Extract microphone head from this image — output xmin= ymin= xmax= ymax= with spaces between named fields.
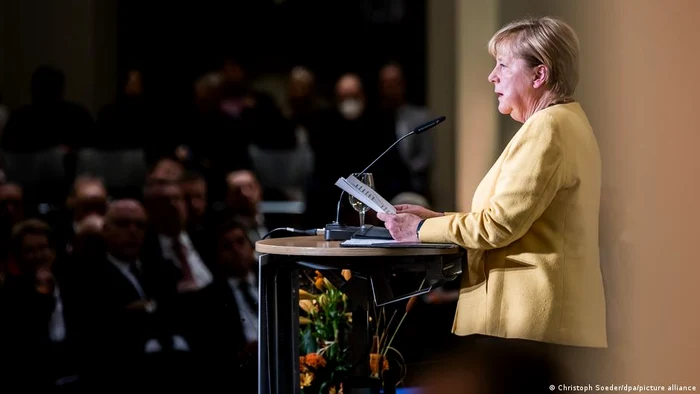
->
xmin=414 ymin=116 xmax=447 ymax=134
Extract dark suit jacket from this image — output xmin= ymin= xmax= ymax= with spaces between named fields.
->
xmin=139 ymin=230 xmax=220 ymax=353
xmin=82 ymin=255 xmax=164 ymax=357
xmin=0 ymin=270 xmax=85 ymax=390
xmin=194 ymin=275 xmax=258 ymax=392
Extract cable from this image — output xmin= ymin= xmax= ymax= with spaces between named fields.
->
xmin=262 ymin=227 xmax=324 ymax=240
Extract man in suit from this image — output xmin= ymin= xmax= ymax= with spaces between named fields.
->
xmin=200 ymin=219 xmax=259 ymax=392
xmin=140 ymin=178 xmax=217 ymax=388
xmin=81 ymin=199 xmax=167 ymax=389
xmin=142 ymin=180 xmax=213 ymax=294
xmin=223 ymin=169 xmax=268 ymax=247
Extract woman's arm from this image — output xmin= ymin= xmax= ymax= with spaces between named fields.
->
xmin=420 ymin=113 xmax=566 ymax=249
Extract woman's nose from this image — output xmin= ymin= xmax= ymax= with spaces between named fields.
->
xmin=488 ymin=69 xmax=498 ymax=83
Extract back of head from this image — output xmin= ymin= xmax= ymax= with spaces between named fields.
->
xmin=488 ymin=16 xmax=580 ymax=98
xmin=146 ymin=157 xmax=185 ymax=186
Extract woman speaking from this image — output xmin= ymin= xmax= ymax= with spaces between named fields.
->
xmin=378 ymin=16 xmax=607 ymax=391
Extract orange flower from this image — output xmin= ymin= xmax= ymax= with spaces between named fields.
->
xmin=300 ymin=371 xmax=314 ymax=388
xmin=304 ymin=353 xmax=327 ymax=369
xmin=406 ymin=296 xmax=418 ymax=313
xmin=299 ymin=289 xmax=315 ymax=300
xmin=299 ymin=299 xmax=315 ymax=314
xmin=314 ymin=270 xmax=325 ymax=291
xmin=369 ymin=353 xmax=382 ymax=377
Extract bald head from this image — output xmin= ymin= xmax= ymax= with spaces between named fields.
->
xmin=104 ymin=199 xmax=147 ymax=262
xmin=106 ymin=199 xmax=146 ymax=222
xmin=335 ymin=74 xmax=365 ymax=120
xmin=290 ymin=66 xmax=314 ymax=93
xmin=288 ymin=66 xmax=316 ymax=117
xmin=70 ymin=176 xmax=107 ymax=221
xmin=148 ymin=158 xmax=184 ymax=185
xmin=335 ymin=74 xmax=363 ymax=100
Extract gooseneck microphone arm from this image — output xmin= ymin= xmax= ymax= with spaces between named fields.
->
xmin=331 ymin=116 xmax=446 ymax=226
xmin=333 ymin=130 xmax=418 ymax=224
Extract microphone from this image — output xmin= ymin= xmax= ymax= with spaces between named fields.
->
xmin=324 ymin=116 xmax=446 ymax=241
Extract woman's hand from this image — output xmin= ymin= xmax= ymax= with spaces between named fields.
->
xmin=394 ymin=204 xmax=444 ymax=220
xmin=376 ymin=212 xmax=422 ymax=242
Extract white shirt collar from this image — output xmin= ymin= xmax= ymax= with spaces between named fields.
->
xmin=107 ymin=253 xmax=142 ymax=272
xmin=158 ymin=231 xmax=193 ymax=250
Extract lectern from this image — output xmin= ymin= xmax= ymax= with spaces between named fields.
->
xmin=256 ymin=235 xmax=464 ymax=394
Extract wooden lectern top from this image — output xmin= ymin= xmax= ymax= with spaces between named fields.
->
xmin=255 ymin=235 xmax=460 ymax=257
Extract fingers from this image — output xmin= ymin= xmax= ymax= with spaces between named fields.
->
xmin=395 ymin=204 xmax=413 ymax=212
xmin=376 ymin=212 xmax=388 ymax=221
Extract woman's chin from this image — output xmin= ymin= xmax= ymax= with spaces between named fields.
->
xmin=497 ymin=104 xmax=510 ymax=115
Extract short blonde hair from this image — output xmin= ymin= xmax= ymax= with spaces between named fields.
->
xmin=488 ymin=16 xmax=580 ymax=97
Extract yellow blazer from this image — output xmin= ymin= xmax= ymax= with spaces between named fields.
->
xmin=420 ymin=102 xmax=607 ymax=348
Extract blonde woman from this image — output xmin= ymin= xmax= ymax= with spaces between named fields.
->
xmin=379 ymin=16 xmax=606 ymax=390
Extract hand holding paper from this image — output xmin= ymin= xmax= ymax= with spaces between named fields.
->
xmin=376 ymin=211 xmax=422 ymax=242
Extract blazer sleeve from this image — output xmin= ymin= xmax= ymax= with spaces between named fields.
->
xmin=419 ymin=112 xmax=566 ymax=249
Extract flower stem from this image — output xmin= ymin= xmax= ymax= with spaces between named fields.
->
xmin=381 ymin=312 xmax=407 ymax=357
xmin=378 ymin=309 xmax=397 ymax=352
xmin=381 ymin=278 xmax=426 ymax=357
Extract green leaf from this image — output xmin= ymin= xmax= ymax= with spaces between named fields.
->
xmin=300 ymin=325 xmax=317 ymax=354
xmin=319 ymin=380 xmax=329 ymax=393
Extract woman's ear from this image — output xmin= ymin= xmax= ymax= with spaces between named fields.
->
xmin=533 ymin=65 xmax=549 ymax=89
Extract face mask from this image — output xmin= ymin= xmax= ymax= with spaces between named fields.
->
xmin=338 ymin=99 xmax=363 ymax=120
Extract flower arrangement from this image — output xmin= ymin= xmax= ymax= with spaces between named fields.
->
xmin=299 ymin=270 xmax=352 ymax=394
xmin=366 ymin=278 xmax=424 ymax=388
xmin=299 ymin=270 xmax=423 ymax=393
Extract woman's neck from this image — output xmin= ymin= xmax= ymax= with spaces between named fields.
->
xmin=523 ymin=91 xmax=572 ymax=121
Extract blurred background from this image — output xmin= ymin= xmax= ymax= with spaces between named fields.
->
xmin=0 ymin=0 xmax=699 ymax=392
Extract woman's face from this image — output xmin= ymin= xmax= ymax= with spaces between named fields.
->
xmin=488 ymin=47 xmax=537 ymax=123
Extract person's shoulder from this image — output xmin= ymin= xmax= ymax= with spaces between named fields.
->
xmin=514 ymin=105 xmax=574 ymax=146
xmin=533 ymin=102 xmax=584 ymax=122
xmin=523 ymin=103 xmax=576 ymax=132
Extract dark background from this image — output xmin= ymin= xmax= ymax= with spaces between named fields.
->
xmin=117 ymin=0 xmax=427 ymax=110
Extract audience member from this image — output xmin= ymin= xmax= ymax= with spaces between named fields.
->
xmin=379 ymin=62 xmax=434 ymax=199
xmin=1 ymin=65 xmax=93 ymax=153
xmin=0 ymin=58 xmax=440 ymax=393
xmin=0 ymin=219 xmax=84 ymax=392
xmin=58 ymin=175 xmax=108 ymax=257
xmin=198 ymin=219 xmax=260 ymax=392
xmin=223 ymin=169 xmax=268 ymax=245
xmin=0 ymin=182 xmax=25 ymax=273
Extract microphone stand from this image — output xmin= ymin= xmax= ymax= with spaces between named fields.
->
xmin=325 ymin=132 xmax=417 ymax=240
xmin=323 ymin=116 xmax=446 ymax=241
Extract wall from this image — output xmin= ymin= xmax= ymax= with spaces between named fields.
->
xmin=426 ymin=0 xmax=457 ymax=211
xmin=0 ymin=0 xmax=116 ymax=115
xmin=428 ymin=0 xmax=700 ymax=385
